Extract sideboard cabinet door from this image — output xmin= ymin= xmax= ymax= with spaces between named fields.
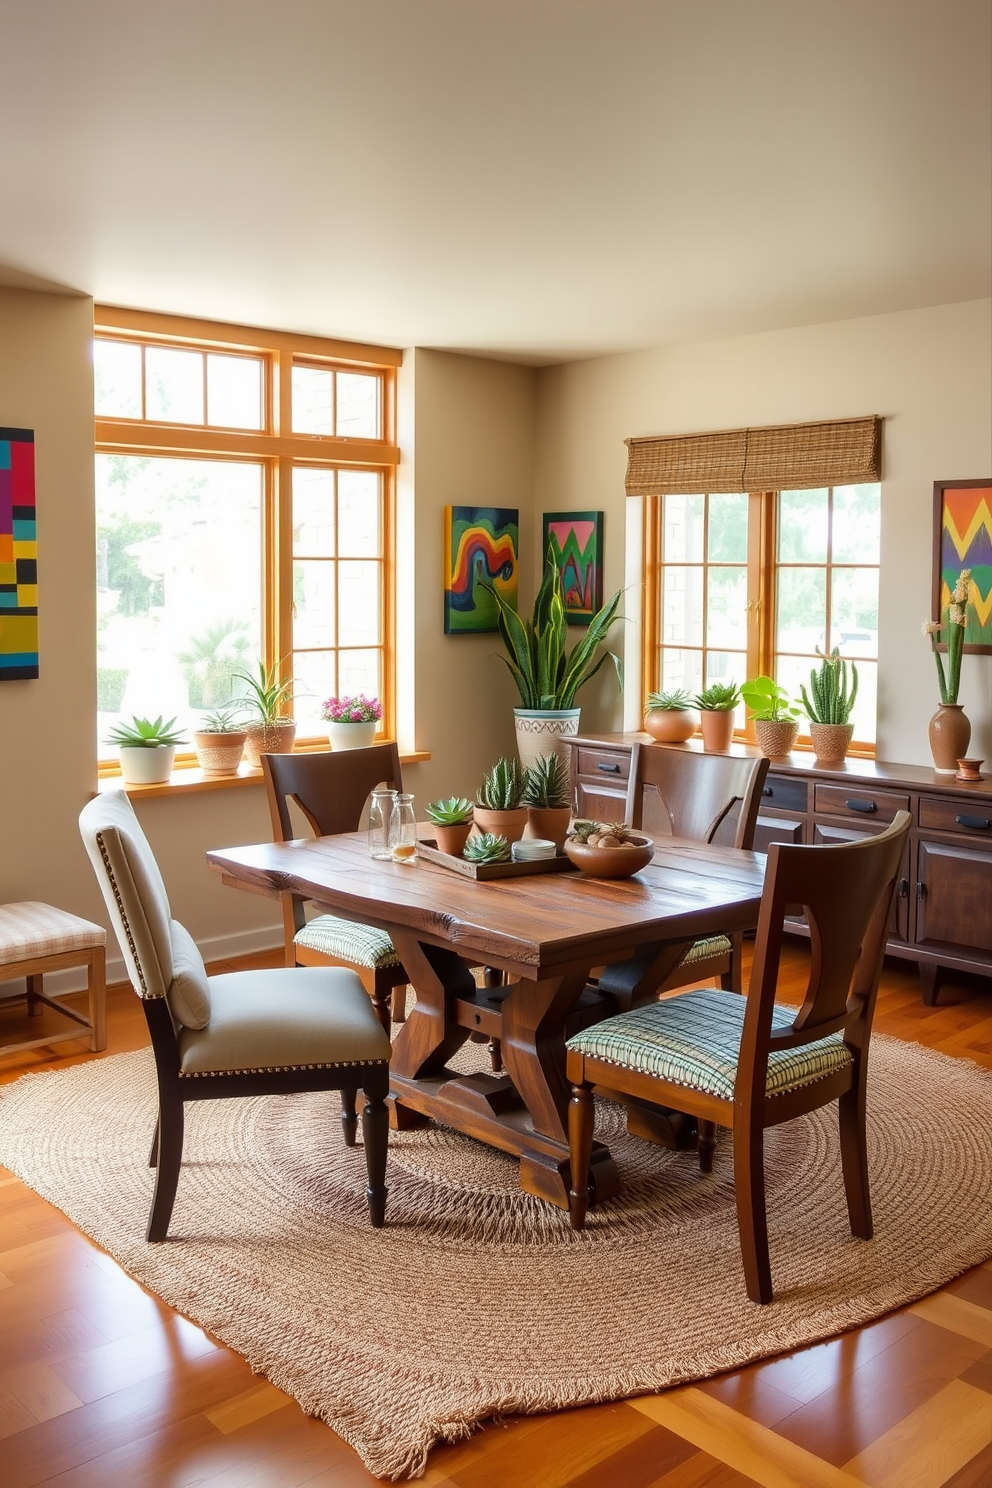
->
xmin=916 ymin=840 xmax=992 ymax=956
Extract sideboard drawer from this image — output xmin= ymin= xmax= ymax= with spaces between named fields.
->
xmin=919 ymin=797 xmax=992 ymax=836
xmin=760 ymin=774 xmax=809 ymax=813
xmin=574 ymin=746 xmax=631 ymax=782
xmin=813 ymin=783 xmax=910 ymax=823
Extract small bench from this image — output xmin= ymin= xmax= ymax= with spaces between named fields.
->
xmin=0 ymin=902 xmax=107 ymax=1056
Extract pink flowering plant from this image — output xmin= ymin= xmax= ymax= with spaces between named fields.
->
xmin=923 ymin=567 xmax=971 ymax=704
xmin=321 ymin=693 xmax=382 ymax=724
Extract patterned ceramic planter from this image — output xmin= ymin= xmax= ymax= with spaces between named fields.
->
xmin=514 ymin=708 xmax=581 ymax=772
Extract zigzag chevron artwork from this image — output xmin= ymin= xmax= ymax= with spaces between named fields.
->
xmin=0 ymin=427 xmax=38 ymax=680
xmin=936 ymin=481 xmax=992 ymax=649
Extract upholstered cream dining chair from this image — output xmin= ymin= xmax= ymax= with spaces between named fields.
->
xmin=79 ymin=791 xmax=391 ymax=1241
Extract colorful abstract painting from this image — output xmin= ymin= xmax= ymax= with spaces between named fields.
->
xmin=444 ymin=506 xmax=518 ymax=634
xmin=543 ymin=511 xmax=604 ymax=626
xmin=0 ymin=427 xmax=38 ymax=680
xmin=933 ymin=480 xmax=992 ymax=653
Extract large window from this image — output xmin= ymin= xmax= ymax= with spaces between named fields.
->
xmin=94 ymin=309 xmax=399 ymax=764
xmin=648 ymin=485 xmax=881 ymax=748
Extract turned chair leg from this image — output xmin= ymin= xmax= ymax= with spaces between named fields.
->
xmin=370 ymin=988 xmax=392 ymax=1035
xmin=361 ymin=1090 xmax=389 ymax=1228
xmin=568 ymin=1081 xmax=595 ymax=1229
xmin=838 ymin=1084 xmax=873 ymax=1239
xmin=698 ymin=1118 xmax=717 ymax=1173
xmin=147 ymin=1097 xmax=184 ymax=1243
xmin=733 ymin=1119 xmax=773 ymax=1304
xmin=340 ymin=1086 xmax=359 ymax=1146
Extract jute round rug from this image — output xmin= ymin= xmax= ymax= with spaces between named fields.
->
xmin=1 ymin=1037 xmax=990 ymax=1480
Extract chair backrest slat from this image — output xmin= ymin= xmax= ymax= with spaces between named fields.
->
xmin=626 ymin=744 xmax=769 ymax=849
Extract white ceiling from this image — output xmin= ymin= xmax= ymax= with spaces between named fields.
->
xmin=1 ymin=0 xmax=989 ymax=364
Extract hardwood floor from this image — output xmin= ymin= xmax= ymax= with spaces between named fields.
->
xmin=1 ymin=946 xmax=990 ymax=1487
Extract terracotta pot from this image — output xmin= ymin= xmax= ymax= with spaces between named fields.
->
xmin=928 ymin=704 xmax=971 ymax=774
xmin=472 ymin=806 xmax=529 ymax=844
xmin=193 ymin=730 xmax=246 ymax=776
xmin=243 ymin=719 xmax=297 ymax=769
xmin=698 ymin=709 xmax=735 ymax=752
xmin=432 ymin=820 xmax=473 ymax=857
xmin=513 ymin=708 xmax=581 ymax=772
xmin=754 ymin=719 xmax=798 ymax=759
xmin=526 ymin=805 xmax=571 ymax=851
xmin=643 ymin=708 xmax=697 ymax=743
xmin=809 ymin=722 xmax=854 ymax=765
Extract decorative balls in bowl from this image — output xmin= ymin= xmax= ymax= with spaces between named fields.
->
xmin=563 ymin=821 xmax=654 ymax=879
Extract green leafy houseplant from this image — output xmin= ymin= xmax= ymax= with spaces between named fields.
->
xmin=740 ymin=677 xmax=801 ymax=722
xmin=800 ymin=649 xmax=859 ymax=724
xmin=522 ymin=753 xmax=570 ymax=809
xmin=476 ymin=757 xmax=527 ymax=810
xmin=694 ymin=681 xmax=741 ymax=712
xmin=483 ymin=543 xmax=623 ymax=711
xmin=107 ymin=715 xmax=187 ymax=748
xmin=234 ymin=660 xmax=294 ymax=723
xmin=462 ymin=832 xmax=511 ymax=865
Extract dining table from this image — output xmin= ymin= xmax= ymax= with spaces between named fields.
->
xmin=207 ymin=831 xmax=766 ymax=1209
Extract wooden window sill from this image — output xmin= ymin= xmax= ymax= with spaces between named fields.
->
xmin=97 ymin=743 xmax=431 ymax=799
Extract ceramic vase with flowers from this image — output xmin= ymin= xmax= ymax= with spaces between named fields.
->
xmin=923 ymin=568 xmax=972 ymax=773
xmin=321 ymin=693 xmax=381 ymax=751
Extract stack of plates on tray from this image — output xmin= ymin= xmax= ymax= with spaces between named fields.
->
xmin=511 ymin=838 xmax=557 ymax=862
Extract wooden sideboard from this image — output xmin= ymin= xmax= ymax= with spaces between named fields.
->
xmin=566 ymin=733 xmax=992 ymax=1006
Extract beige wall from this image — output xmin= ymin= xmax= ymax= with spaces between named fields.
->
xmin=535 ymin=299 xmax=992 ymax=764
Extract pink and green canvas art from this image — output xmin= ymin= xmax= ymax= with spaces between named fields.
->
xmin=543 ymin=510 xmax=603 ymax=626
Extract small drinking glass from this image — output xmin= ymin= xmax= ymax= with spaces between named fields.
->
xmin=367 ymin=788 xmax=398 ymax=860
xmin=390 ymin=793 xmax=419 ymax=863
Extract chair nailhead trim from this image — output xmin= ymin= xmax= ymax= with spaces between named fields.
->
xmin=179 ymin=1058 xmax=389 ymax=1078
xmin=95 ymin=831 xmax=158 ymax=1000
xmin=584 ymin=1050 xmax=838 ymax=1097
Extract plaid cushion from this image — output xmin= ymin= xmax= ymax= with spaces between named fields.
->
xmin=676 ymin=934 xmax=731 ymax=967
xmin=567 ymin=987 xmax=851 ymax=1100
xmin=0 ymin=901 xmax=106 ymax=965
xmin=295 ymin=914 xmax=401 ymax=971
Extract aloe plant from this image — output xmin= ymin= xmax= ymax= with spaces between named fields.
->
xmin=197 ymin=706 xmax=245 ymax=734
xmin=107 ymin=715 xmax=187 ymax=749
xmin=800 ymin=648 xmax=859 ymax=724
xmin=425 ymin=796 xmax=474 ymax=826
xmin=646 ymin=688 xmax=694 ymax=711
xmin=482 ymin=542 xmax=623 ymax=710
xmin=694 ymin=681 xmax=741 ymax=711
xmin=462 ymin=832 xmax=511 ymax=864
xmin=476 ymin=757 xmax=526 ymax=810
xmin=522 ymin=752 xmax=571 ymax=808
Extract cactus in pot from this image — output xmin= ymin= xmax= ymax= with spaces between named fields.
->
xmin=800 ymin=648 xmax=859 ymax=763
xmin=474 ymin=757 xmax=529 ymax=844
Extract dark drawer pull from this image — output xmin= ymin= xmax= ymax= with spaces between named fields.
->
xmin=597 ymin=761 xmax=622 ymax=774
xmin=845 ymin=798 xmax=877 ymax=814
xmin=898 ymin=878 xmax=909 ymax=898
xmin=762 ymin=786 xmax=773 ymax=796
xmin=955 ymin=813 xmax=991 ymax=830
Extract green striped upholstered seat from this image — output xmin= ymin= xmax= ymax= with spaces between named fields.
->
xmin=674 ymin=933 xmax=730 ymax=968
xmin=295 ymin=915 xmax=402 ymax=972
xmin=567 ymin=987 xmax=852 ymax=1101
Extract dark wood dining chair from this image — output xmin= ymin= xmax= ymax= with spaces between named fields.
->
xmin=597 ymin=743 xmax=770 ymax=1000
xmin=262 ymin=745 xmax=409 ymax=1032
xmin=566 ymin=810 xmax=911 ymax=1303
xmin=79 ymin=791 xmax=391 ymax=1241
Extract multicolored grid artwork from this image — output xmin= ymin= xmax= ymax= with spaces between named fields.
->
xmin=0 ymin=427 xmax=38 ymax=680
xmin=542 ymin=510 xmax=604 ymax=626
xmin=933 ymin=480 xmax=992 ymax=653
xmin=444 ymin=506 xmax=518 ymax=634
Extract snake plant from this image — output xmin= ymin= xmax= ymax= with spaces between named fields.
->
xmin=482 ymin=541 xmax=623 ymax=710
xmin=462 ymin=832 xmax=511 ymax=864
xmin=800 ymin=648 xmax=859 ymax=724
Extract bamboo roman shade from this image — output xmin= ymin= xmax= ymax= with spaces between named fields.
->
xmin=624 ymin=415 xmax=881 ymax=495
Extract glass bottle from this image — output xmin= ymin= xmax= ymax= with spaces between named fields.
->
xmin=390 ymin=793 xmax=419 ymax=863
xmin=367 ymin=788 xmax=398 ymax=860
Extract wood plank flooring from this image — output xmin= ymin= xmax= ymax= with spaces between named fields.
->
xmin=1 ymin=946 xmax=990 ymax=1487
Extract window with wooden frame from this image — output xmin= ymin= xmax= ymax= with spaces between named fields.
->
xmin=94 ymin=308 xmax=399 ymax=767
xmin=632 ymin=417 xmax=881 ymax=751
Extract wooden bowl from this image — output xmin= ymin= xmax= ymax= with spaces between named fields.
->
xmin=563 ymin=835 xmax=654 ymax=879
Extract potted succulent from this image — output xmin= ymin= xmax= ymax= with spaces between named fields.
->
xmin=234 ymin=660 xmax=296 ymax=768
xmin=643 ymin=687 xmax=697 ymax=743
xmin=740 ymin=676 xmax=802 ymax=758
xmin=474 ymin=757 xmax=529 ymax=844
xmin=693 ymin=681 xmax=740 ymax=752
xmin=192 ymin=706 xmax=247 ymax=776
xmin=522 ymin=752 xmax=572 ymax=850
xmin=321 ymin=692 xmax=381 ymax=751
xmin=800 ymin=648 xmax=859 ymax=764
xmin=462 ymin=832 xmax=512 ymax=865
xmin=107 ymin=714 xmax=187 ymax=785
xmin=425 ymin=797 xmax=475 ymax=856
xmin=483 ymin=542 xmax=623 ymax=770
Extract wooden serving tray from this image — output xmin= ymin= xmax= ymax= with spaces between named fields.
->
xmin=417 ymin=839 xmax=577 ymax=880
